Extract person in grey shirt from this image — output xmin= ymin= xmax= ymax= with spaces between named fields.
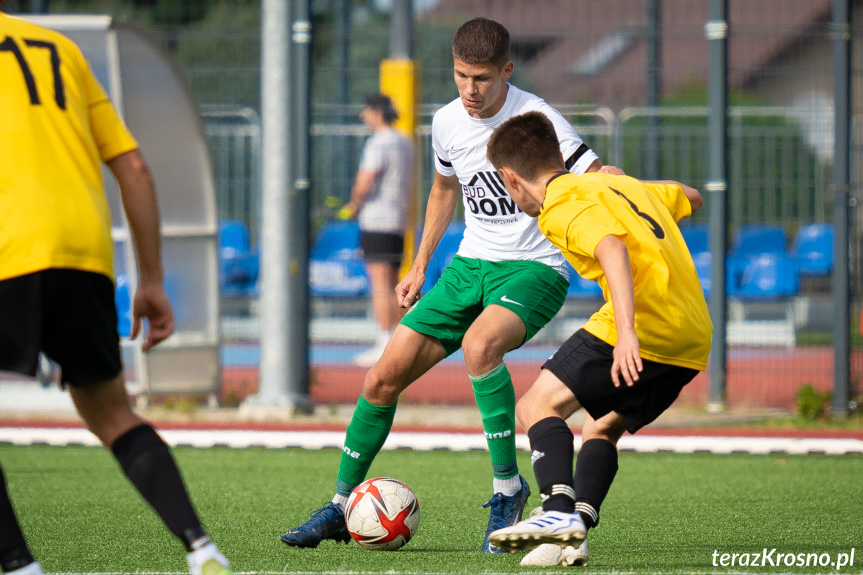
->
xmin=339 ymin=93 xmax=414 ymax=367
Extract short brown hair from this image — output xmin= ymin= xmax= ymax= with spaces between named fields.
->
xmin=487 ymin=111 xmax=563 ymax=181
xmin=452 ymin=17 xmax=510 ymax=68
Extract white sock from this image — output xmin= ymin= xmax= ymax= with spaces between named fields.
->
xmin=332 ymin=493 xmax=348 ymax=510
xmin=8 ymin=562 xmax=44 ymax=575
xmin=494 ymin=476 xmax=522 ymax=497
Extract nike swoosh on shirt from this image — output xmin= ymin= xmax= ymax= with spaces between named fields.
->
xmin=500 ymin=295 xmax=524 ymax=307
xmin=450 ymin=146 xmax=469 ymax=153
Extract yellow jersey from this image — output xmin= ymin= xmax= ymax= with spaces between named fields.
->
xmin=539 ymin=173 xmax=713 ymax=370
xmin=0 ymin=12 xmax=138 ymax=282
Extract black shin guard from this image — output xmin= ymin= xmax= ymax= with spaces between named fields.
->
xmin=112 ymin=424 xmax=205 ymax=550
xmin=0 ymin=466 xmax=35 ymax=572
xmin=527 ymin=417 xmax=575 ymax=513
xmin=573 ymin=438 xmax=618 ymax=528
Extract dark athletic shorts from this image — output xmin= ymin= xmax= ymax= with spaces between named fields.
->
xmin=360 ymin=232 xmax=405 ymax=267
xmin=0 ymin=269 xmax=122 ymax=387
xmin=360 ymin=231 xmax=404 ymax=266
xmin=542 ymin=329 xmax=699 ymax=434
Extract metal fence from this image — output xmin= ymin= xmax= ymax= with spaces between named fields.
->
xmin=208 ymin=104 xmax=835 ymax=260
xmin=205 ymin=101 xmax=859 ymax=410
xmin=202 ymin=106 xmax=262 ymax=243
xmin=616 ymin=107 xmax=833 ymax=230
xmin=17 ymin=0 xmax=859 ymax=410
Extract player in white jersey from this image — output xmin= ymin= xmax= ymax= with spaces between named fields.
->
xmin=280 ymin=17 xmax=616 ymax=556
xmin=431 ymin=84 xmax=597 ymax=270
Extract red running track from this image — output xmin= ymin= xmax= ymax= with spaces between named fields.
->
xmin=223 ymin=347 xmax=863 ymax=410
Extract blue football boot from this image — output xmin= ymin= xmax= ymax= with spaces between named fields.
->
xmin=481 ymin=475 xmax=531 ymax=553
xmin=280 ymin=502 xmax=351 ymax=548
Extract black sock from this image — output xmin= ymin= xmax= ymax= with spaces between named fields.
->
xmin=111 ymin=424 xmax=206 ymax=551
xmin=0 ymin=465 xmax=35 ymax=571
xmin=527 ymin=417 xmax=575 ymax=513
xmin=573 ymin=438 xmax=618 ymax=529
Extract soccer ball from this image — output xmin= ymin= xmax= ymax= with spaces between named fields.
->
xmin=345 ymin=477 xmax=420 ymax=550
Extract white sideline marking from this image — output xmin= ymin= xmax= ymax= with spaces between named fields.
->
xmin=40 ymin=571 xmax=858 ymax=575
xmin=0 ymin=427 xmax=861 ymax=455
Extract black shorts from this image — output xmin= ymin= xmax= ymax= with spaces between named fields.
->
xmin=542 ymin=329 xmax=699 ymax=434
xmin=360 ymin=232 xmax=404 ymax=266
xmin=0 ymin=269 xmax=122 ymax=387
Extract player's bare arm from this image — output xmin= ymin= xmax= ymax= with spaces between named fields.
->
xmin=584 ymin=158 xmax=604 ymax=173
xmin=107 ymin=149 xmax=174 ymax=351
xmin=597 ymin=164 xmax=625 ymax=175
xmin=676 ymin=181 xmax=703 ymax=212
xmin=646 ymin=180 xmax=703 ymax=213
xmin=586 ymin=159 xmax=627 ymax=175
xmin=594 ymin=234 xmax=642 ymax=387
xmin=396 ymin=171 xmax=460 ymax=307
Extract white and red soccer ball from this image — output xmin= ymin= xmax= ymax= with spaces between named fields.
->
xmin=345 ymin=477 xmax=420 ymax=550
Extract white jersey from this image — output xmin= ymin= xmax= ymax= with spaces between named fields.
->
xmin=432 ymin=84 xmax=598 ymax=276
xmin=357 ymin=127 xmax=413 ymax=234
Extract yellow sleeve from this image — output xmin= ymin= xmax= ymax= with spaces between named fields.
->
xmin=642 ymin=181 xmax=691 ymax=223
xmin=565 ymin=204 xmax=627 ymax=259
xmin=83 ymin=57 xmax=138 ymax=162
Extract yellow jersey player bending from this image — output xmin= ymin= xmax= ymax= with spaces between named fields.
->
xmin=485 ymin=111 xmax=713 ymax=566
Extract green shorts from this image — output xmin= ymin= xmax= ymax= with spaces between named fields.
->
xmin=401 ymin=255 xmax=569 ymax=356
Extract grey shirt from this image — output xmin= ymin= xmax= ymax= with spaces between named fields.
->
xmin=357 ymin=127 xmax=413 ymax=234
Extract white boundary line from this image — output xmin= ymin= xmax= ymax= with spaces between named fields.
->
xmin=1 ymin=427 xmax=861 ymax=455
xmin=39 ymin=571 xmax=862 ymax=575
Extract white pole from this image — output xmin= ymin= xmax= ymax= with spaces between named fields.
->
xmin=243 ymin=0 xmax=311 ymax=414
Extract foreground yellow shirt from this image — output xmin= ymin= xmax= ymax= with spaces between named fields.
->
xmin=540 ymin=172 xmax=713 ymax=370
xmin=0 ymin=12 xmax=138 ymax=281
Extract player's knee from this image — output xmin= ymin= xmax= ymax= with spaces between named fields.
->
xmin=362 ymin=366 xmax=400 ymax=404
xmin=514 ymin=395 xmax=551 ymax=430
xmin=583 ymin=416 xmax=626 ymax=444
xmin=514 ymin=398 xmax=533 ymax=429
xmin=461 ymin=335 xmax=503 ymax=373
xmin=78 ymin=402 xmax=142 ymax=447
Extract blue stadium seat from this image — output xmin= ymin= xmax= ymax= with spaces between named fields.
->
xmin=219 ymin=219 xmax=258 ymax=297
xmin=791 ymin=223 xmax=833 ymax=277
xmin=310 ymin=220 xmax=368 ymax=297
xmin=311 ymin=220 xmax=362 ymax=261
xmin=735 ymin=253 xmax=799 ymax=299
xmin=692 ymin=251 xmax=712 ymax=297
xmin=679 ymin=224 xmax=712 ymax=296
xmin=680 ymin=223 xmax=708 ymax=256
xmin=421 ymin=222 xmax=466 ymax=293
xmin=565 ymin=261 xmax=602 ymax=299
xmin=115 ymin=273 xmax=132 ymax=337
xmin=309 ymin=259 xmax=369 ymax=297
xmin=726 ymin=224 xmax=789 ymax=296
xmin=115 ymin=273 xmax=182 ymax=335
xmin=730 ymin=224 xmax=787 ymax=257
xmin=220 ymin=219 xmax=250 ymax=253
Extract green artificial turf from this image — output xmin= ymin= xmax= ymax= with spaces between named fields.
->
xmin=2 ymin=444 xmax=861 ymax=573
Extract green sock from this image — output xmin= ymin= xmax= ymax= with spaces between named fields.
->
xmin=471 ymin=363 xmax=518 ymax=479
xmin=336 ymin=394 xmax=397 ymax=496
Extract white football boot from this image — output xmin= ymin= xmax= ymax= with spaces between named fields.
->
xmin=520 ymin=506 xmax=590 ymax=566
xmin=521 ymin=540 xmax=589 ymax=566
xmin=489 ymin=509 xmax=586 ymax=553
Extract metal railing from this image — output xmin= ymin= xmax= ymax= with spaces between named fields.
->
xmin=204 ymin=104 xmax=834 ymax=245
